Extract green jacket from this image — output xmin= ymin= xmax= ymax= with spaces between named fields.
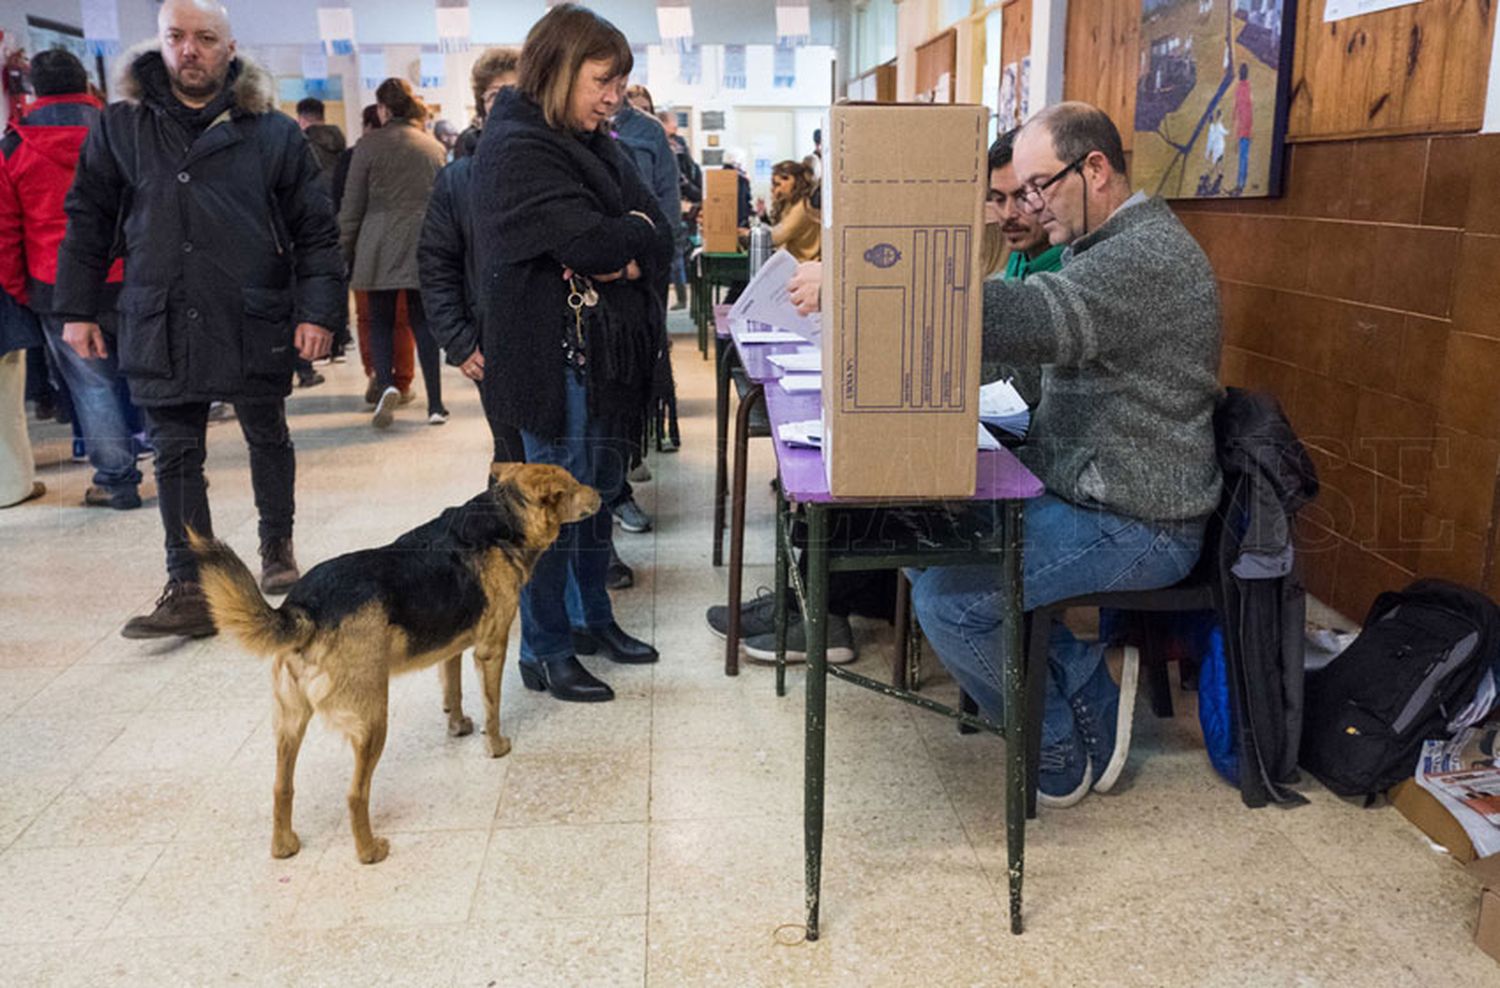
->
xmin=1003 ymin=243 xmax=1065 ymax=281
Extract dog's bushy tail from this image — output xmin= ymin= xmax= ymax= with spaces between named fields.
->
xmin=188 ymin=529 xmax=313 ymax=655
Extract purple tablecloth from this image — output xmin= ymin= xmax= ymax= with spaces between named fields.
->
xmin=728 ymin=319 xmax=817 ymax=386
xmin=763 ymin=384 xmax=1045 ymax=505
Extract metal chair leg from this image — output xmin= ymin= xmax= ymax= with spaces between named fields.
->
xmin=723 ymin=384 xmax=764 ymax=676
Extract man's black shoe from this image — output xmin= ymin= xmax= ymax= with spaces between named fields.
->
xmin=518 ymin=656 xmax=615 ymax=702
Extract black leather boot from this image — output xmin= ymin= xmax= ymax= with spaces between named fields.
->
xmin=518 ymin=656 xmax=615 ymax=702
xmin=571 ymin=622 xmax=658 ymax=664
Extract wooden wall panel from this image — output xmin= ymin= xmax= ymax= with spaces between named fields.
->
xmin=916 ymin=28 xmax=959 ymax=102
xmin=1002 ymin=0 xmax=1034 ymax=72
xmin=1063 ymin=0 xmax=1141 ymax=150
xmin=1288 ymin=0 xmax=1496 ymax=141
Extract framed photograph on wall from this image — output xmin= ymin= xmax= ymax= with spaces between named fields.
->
xmin=1132 ymin=0 xmax=1297 ymax=199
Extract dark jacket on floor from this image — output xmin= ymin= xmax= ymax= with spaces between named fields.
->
xmin=418 ymin=155 xmax=480 ymax=365
xmin=473 ymin=89 xmax=673 ymax=439
xmin=52 ymin=44 xmax=344 ymax=406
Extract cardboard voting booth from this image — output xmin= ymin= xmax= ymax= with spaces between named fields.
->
xmin=702 ymin=169 xmax=741 ymax=254
xmin=819 ymin=102 xmax=989 ymax=498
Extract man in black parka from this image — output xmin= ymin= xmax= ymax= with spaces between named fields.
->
xmin=55 ymin=0 xmax=344 ymax=639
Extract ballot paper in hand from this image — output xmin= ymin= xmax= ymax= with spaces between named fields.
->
xmin=979 ymin=378 xmax=1031 ymax=437
xmin=727 ymin=248 xmax=816 ymax=340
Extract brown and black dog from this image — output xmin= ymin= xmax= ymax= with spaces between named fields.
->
xmin=190 ymin=462 xmax=599 ymax=864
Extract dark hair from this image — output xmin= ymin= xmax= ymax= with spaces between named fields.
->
xmin=361 ymin=103 xmax=382 ymax=131
xmin=1024 ymin=101 xmax=1128 ymax=175
xmin=770 ymin=160 xmax=815 ymax=221
xmin=295 ymin=97 xmax=325 ymax=121
xmin=1239 ymin=62 xmax=1249 ymax=81
xmin=517 ymin=3 xmax=632 ymax=130
xmin=625 ymin=84 xmax=655 ymax=115
xmin=988 ymin=127 xmax=1020 ymax=172
xmin=471 ymin=46 xmax=521 ymax=114
xmin=813 ymin=127 xmax=822 ymax=146
xmin=375 ymin=77 xmax=427 ymax=123
xmin=29 ymin=48 xmax=89 ymax=98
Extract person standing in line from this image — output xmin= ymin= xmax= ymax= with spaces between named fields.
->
xmin=473 ymin=3 xmax=673 ymax=702
xmin=0 ymin=48 xmax=142 ymax=509
xmin=55 ymin=0 xmax=345 ymax=637
xmin=1233 ymin=62 xmax=1253 ymax=195
xmin=339 ymin=77 xmax=449 ymax=428
xmin=0 ymin=284 xmax=45 ymax=507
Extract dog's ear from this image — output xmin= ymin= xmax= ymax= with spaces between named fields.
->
xmin=519 ymin=464 xmax=577 ymax=512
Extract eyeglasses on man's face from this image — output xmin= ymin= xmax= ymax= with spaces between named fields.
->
xmin=1018 ymin=153 xmax=1091 ymax=214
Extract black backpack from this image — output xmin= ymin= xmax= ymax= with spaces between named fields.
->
xmin=1300 ymin=579 xmax=1500 ymax=798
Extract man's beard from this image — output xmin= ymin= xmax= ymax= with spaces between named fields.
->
xmin=170 ymin=64 xmax=226 ymax=101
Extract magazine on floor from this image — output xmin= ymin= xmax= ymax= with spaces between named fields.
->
xmin=1415 ymin=722 xmax=1500 ymax=857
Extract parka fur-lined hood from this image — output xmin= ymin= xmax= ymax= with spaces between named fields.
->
xmin=111 ymin=40 xmax=275 ymax=116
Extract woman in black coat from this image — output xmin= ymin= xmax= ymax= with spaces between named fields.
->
xmin=473 ymin=4 xmax=673 ymax=703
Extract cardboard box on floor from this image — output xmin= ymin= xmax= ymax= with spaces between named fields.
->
xmin=820 ymin=102 xmax=987 ymax=498
xmin=1471 ymin=855 xmax=1500 ymax=962
xmin=702 ymin=168 xmax=740 ymax=254
xmin=1389 ymin=777 xmax=1478 ymax=864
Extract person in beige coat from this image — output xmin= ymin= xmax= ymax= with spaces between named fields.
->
xmin=339 ymin=77 xmax=449 ymax=427
xmin=769 ymin=159 xmax=820 ymax=263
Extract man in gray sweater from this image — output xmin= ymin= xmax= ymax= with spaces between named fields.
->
xmin=910 ymin=103 xmax=1222 ymax=807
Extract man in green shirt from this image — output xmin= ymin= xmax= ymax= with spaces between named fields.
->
xmin=989 ymin=128 xmax=1065 ymax=282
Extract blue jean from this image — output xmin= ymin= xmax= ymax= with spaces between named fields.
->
xmin=910 ymin=494 xmax=1203 ymax=752
xmin=41 ymin=314 xmax=141 ymax=494
xmin=1237 ymin=136 xmax=1251 ymax=190
xmin=518 ymin=370 xmax=628 ymax=664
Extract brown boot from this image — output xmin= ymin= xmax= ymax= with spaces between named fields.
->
xmin=121 ymin=581 xmax=216 ymax=639
xmin=260 ymin=537 xmax=300 ymax=595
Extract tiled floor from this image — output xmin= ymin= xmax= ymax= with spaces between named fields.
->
xmin=0 ymin=323 xmax=1492 ymax=985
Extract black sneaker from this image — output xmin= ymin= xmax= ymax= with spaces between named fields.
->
xmin=121 ymin=581 xmax=216 ymax=640
xmin=296 ymin=370 xmax=325 ymax=388
xmin=742 ymin=613 xmax=857 ymax=666
xmin=83 ymin=485 xmax=143 ymax=510
xmin=705 ymin=587 xmax=788 ymax=640
xmin=606 ymin=548 xmax=634 ymax=590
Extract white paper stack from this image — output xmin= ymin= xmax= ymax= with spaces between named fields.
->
xmin=979 ymin=378 xmax=1030 ymax=437
xmin=777 ymin=374 xmax=822 ymax=394
xmin=768 ymin=350 xmax=822 ymax=373
xmin=778 ymin=420 xmax=998 ymax=452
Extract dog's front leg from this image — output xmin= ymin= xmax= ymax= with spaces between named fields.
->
xmin=474 ymin=615 xmax=513 ymax=758
xmin=440 ymin=655 xmax=473 ymax=736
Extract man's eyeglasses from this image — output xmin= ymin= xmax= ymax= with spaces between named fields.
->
xmin=1018 ymin=153 xmax=1091 ymax=213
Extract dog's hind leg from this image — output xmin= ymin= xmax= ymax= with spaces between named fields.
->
xmin=440 ymin=654 xmax=473 ymax=737
xmin=474 ymin=614 xmax=513 ymax=758
xmin=346 ymin=707 xmax=390 ymax=864
xmin=271 ymin=663 xmax=313 ymax=859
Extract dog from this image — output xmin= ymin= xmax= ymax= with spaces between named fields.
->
xmin=190 ymin=462 xmax=600 ymax=864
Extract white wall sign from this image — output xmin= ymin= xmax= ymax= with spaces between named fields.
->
xmin=1324 ymin=0 xmax=1424 ymax=21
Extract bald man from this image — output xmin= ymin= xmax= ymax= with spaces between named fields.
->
xmin=55 ymin=0 xmax=346 ymax=639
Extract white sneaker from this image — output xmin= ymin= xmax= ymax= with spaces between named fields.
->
xmin=372 ymin=387 xmax=400 ymax=429
xmin=428 ymin=410 xmax=449 ymax=426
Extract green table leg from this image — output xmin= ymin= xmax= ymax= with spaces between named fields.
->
xmin=774 ymin=496 xmax=790 ymax=698
xmin=803 ymin=505 xmax=828 ymax=941
xmin=1002 ymin=501 xmax=1026 ymax=935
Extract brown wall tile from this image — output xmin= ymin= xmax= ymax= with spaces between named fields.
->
xmin=1416 ymin=517 xmax=1487 ymax=589
xmin=1284 ymin=141 xmax=1353 ymax=220
xmin=1239 ymin=353 xmax=1298 ymax=407
xmin=1350 ymin=390 xmax=1437 ymax=478
xmin=1219 ymin=345 xmax=1249 ymax=388
xmin=1465 ymin=136 xmax=1500 ymax=235
xmin=1437 ymin=333 xmax=1500 ymax=440
xmin=1425 ymin=426 xmax=1500 ymax=534
xmin=1298 ymin=525 xmax=1341 ymax=604
xmin=1395 ymin=315 xmax=1449 ymax=407
xmin=1277 ymin=292 xmax=1338 ymax=375
xmin=1450 ymin=235 xmax=1500 ymax=340
xmin=1367 ymin=226 xmax=1459 ymax=317
xmin=1329 ymin=304 xmax=1402 ymax=394
xmin=1366 ymin=475 xmax=1428 ymax=573
xmin=1304 ymin=221 xmax=1377 ymax=304
xmin=1291 ymin=372 xmax=1360 ymax=459
xmin=1422 ymin=137 xmax=1475 ymax=228
xmin=1348 ymin=137 xmax=1427 ymax=225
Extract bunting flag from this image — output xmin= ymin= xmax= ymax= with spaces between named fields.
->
xmin=773 ymin=42 xmax=797 ymax=89
xmin=657 ymin=3 xmax=693 ymax=55
xmin=80 ymin=0 xmax=121 ymax=57
xmin=359 ymin=47 xmax=387 ymax=89
xmin=775 ymin=4 xmax=811 ymax=48
xmin=630 ymin=45 xmax=650 ymax=87
xmin=419 ymin=50 xmax=446 ymax=88
xmin=435 ymin=1 xmax=470 ymax=54
xmin=318 ymin=6 xmax=356 ymax=57
xmin=722 ymin=44 xmax=747 ymax=90
xmin=677 ymin=45 xmax=702 ymax=86
xmin=301 ymin=45 xmax=329 ymax=82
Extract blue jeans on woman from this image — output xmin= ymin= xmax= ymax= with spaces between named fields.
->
xmin=41 ymin=314 xmax=141 ymax=497
xmin=518 ymin=369 xmax=629 ymax=665
xmin=910 ymin=494 xmax=1203 ymax=756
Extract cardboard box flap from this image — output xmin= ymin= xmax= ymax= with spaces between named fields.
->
xmin=1470 ymin=854 xmax=1500 ymax=888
